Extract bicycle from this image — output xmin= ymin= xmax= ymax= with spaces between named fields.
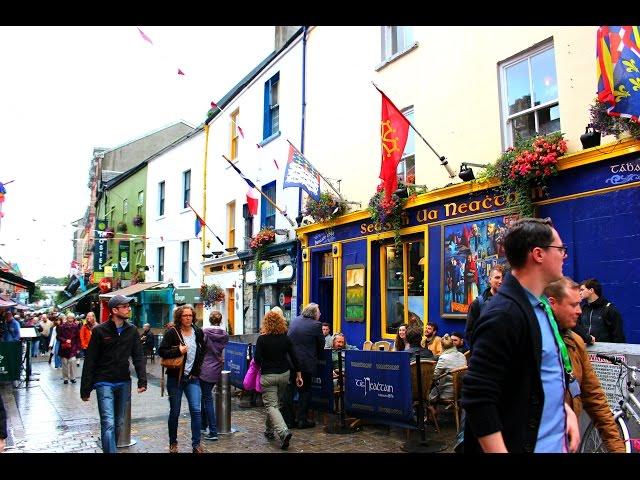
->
xmin=579 ymin=353 xmax=640 ymax=453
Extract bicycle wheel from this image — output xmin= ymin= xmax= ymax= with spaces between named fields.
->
xmin=579 ymin=417 xmax=631 ymax=453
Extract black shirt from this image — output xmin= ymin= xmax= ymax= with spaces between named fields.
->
xmin=254 ymin=334 xmax=300 ymax=375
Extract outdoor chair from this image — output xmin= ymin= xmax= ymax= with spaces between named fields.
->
xmin=372 ymin=341 xmax=392 ymax=351
xmin=362 ymin=340 xmax=373 ymax=351
xmin=428 ymin=365 xmax=468 ymax=432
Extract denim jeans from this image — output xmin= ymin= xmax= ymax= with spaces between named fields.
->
xmin=53 ymin=341 xmax=62 ymax=368
xmin=167 ymin=375 xmax=202 ymax=448
xmin=199 ymin=379 xmax=217 ymax=435
xmin=95 ymin=381 xmax=131 ymax=453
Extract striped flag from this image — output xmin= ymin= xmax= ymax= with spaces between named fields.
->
xmin=224 ymin=157 xmax=256 ymax=188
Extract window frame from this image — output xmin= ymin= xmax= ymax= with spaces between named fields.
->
xmin=499 ymin=42 xmax=559 ymax=148
xmin=230 ymin=109 xmax=240 ymax=160
xmin=158 ymin=181 xmax=165 ymax=216
xmin=381 ymin=26 xmax=414 ymax=61
xmin=182 ymin=170 xmax=191 ymax=209
xmin=260 ymin=181 xmax=276 ymax=229
xmin=137 ymin=190 xmax=144 ymax=216
xmin=396 ymin=106 xmax=415 ymax=184
xmin=180 ymin=241 xmax=189 ymax=284
xmin=242 ymin=203 xmax=254 ymax=250
xmin=263 ymin=72 xmax=280 ymax=140
xmin=227 ymin=200 xmax=236 ymax=249
xmin=122 ymin=199 xmax=128 ymax=223
xmin=157 ymin=246 xmax=164 ymax=281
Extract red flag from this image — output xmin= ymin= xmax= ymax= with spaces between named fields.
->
xmin=378 ymin=90 xmax=410 ymax=202
xmin=177 ymin=68 xmax=185 ymax=76
xmin=237 ymin=125 xmax=244 ymax=139
xmin=246 ymin=187 xmax=258 ymax=216
xmin=137 ymin=27 xmax=154 ymax=45
xmin=211 ymin=101 xmax=218 ymax=109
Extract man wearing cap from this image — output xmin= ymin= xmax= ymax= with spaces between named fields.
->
xmin=80 ymin=295 xmax=147 ymax=453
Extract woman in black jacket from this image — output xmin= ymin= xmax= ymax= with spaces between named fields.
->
xmin=158 ymin=305 xmax=205 ymax=453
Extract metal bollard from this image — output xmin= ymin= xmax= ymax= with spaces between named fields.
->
xmin=116 ymin=395 xmax=137 ymax=447
xmin=215 ymin=370 xmax=236 ymax=434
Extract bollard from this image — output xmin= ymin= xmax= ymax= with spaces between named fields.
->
xmin=216 ymin=370 xmax=235 ymax=434
xmin=116 ymin=394 xmax=137 ymax=448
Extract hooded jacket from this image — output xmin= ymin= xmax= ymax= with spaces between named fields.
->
xmin=199 ymin=326 xmax=229 ymax=383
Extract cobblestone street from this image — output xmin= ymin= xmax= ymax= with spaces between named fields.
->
xmin=1 ymin=357 xmax=457 ymax=454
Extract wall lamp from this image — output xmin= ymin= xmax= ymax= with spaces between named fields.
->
xmin=394 ymin=184 xmax=429 ymax=199
xmin=458 ymin=162 xmax=489 ymax=182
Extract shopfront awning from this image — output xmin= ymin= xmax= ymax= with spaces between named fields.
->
xmin=57 ymin=286 xmax=98 ymax=310
xmin=0 ymin=297 xmax=16 ymax=308
xmin=99 ymin=282 xmax=164 ymax=300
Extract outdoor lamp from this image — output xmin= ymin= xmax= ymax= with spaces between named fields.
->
xmin=394 ymin=184 xmax=428 ymax=199
xmin=273 ymin=229 xmax=289 ymax=235
xmin=458 ymin=162 xmax=489 ymax=182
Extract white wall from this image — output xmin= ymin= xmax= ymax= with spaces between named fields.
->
xmin=145 ymin=132 xmax=205 ymax=290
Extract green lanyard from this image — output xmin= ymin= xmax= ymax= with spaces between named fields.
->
xmin=539 ymin=296 xmax=573 ymax=378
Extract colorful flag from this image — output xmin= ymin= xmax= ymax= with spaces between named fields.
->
xmin=224 ymin=157 xmax=256 ymax=189
xmin=597 ymin=26 xmax=640 ymax=122
xmin=377 ymin=88 xmax=410 ymax=202
xmin=246 ymin=187 xmax=259 ymax=216
xmin=137 ymin=27 xmax=154 ymax=45
xmin=195 ymin=215 xmax=204 ymax=237
xmin=283 ymin=144 xmax=321 ymax=201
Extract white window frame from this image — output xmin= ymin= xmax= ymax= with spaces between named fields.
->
xmin=381 ymin=26 xmax=414 ymax=61
xmin=499 ymin=42 xmax=559 ymax=148
xmin=396 ymin=107 xmax=415 ymax=183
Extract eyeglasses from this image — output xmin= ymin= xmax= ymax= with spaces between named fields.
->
xmin=539 ymin=244 xmax=568 ymax=256
xmin=117 ymin=305 xmax=132 ymax=310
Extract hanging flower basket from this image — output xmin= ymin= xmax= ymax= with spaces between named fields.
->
xmin=304 ymin=192 xmax=349 ymax=223
xmin=250 ymin=228 xmax=276 ymax=287
xmin=132 ymin=215 xmax=144 ymax=227
xmin=589 ymin=98 xmax=640 ymax=140
xmin=200 ymin=283 xmax=225 ymax=308
xmin=479 ymin=132 xmax=568 ymax=217
xmin=116 ymin=221 xmax=128 ymax=233
xmin=368 ymin=180 xmax=408 ymax=254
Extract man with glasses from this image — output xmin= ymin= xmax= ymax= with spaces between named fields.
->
xmin=461 ymin=218 xmax=580 ymax=453
xmin=80 ymin=294 xmax=147 ymax=453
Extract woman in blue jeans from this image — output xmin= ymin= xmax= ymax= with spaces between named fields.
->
xmin=158 ymin=305 xmax=205 ymax=453
xmin=199 ymin=310 xmax=229 ymax=441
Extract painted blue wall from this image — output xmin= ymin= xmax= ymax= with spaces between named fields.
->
xmin=341 ymin=240 xmax=368 ymax=347
xmin=539 ymin=186 xmax=640 ymax=344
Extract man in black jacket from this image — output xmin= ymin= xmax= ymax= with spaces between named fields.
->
xmin=465 ymin=264 xmax=504 ymax=344
xmin=287 ymin=302 xmax=324 ymax=428
xmin=461 ymin=217 xmax=580 ymax=453
xmin=576 ymin=278 xmax=626 ymax=344
xmin=80 ymin=294 xmax=147 ymax=453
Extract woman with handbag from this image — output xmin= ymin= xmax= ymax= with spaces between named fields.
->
xmin=158 ymin=305 xmax=206 ymax=454
xmin=253 ymin=309 xmax=303 ymax=450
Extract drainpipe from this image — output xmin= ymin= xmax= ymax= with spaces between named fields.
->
xmin=296 ymin=26 xmax=308 ymax=314
xmin=202 ymin=124 xmax=210 ymax=285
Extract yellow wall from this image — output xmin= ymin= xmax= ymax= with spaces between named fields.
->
xmin=304 ymin=26 xmax=597 ymax=207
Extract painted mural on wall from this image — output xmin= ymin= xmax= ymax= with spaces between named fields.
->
xmin=441 ymin=213 xmax=517 ymax=318
xmin=345 ymin=264 xmax=365 ymax=322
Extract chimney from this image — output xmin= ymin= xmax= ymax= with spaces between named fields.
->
xmin=275 ymin=26 xmax=301 ymax=51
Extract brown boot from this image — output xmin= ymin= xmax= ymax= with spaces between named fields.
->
xmin=169 ymin=443 xmax=178 ymax=453
xmin=193 ymin=444 xmax=204 ymax=453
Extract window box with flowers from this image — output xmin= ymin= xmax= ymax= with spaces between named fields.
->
xmin=200 ymin=283 xmax=225 ymax=308
xmin=132 ymin=215 xmax=144 ymax=227
xmin=304 ymin=192 xmax=349 ymax=223
xmin=477 ymin=132 xmax=568 ymax=217
xmin=250 ymin=227 xmax=276 ymax=286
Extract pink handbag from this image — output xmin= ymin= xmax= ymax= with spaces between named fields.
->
xmin=243 ymin=358 xmax=263 ymax=393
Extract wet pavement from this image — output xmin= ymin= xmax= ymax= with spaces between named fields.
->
xmin=1 ymin=357 xmax=457 ymax=454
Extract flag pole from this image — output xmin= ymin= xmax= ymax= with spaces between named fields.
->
xmin=285 ymin=140 xmax=346 ymax=201
xmin=185 ymin=202 xmax=224 ymax=245
xmin=222 ymin=156 xmax=296 ymax=227
xmin=372 ymin=82 xmax=456 ymax=179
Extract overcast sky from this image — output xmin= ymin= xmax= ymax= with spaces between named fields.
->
xmin=0 ymin=26 xmax=275 ymax=281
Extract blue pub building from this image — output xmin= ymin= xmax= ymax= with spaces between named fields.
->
xmin=296 ymin=139 xmax=640 ymax=347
